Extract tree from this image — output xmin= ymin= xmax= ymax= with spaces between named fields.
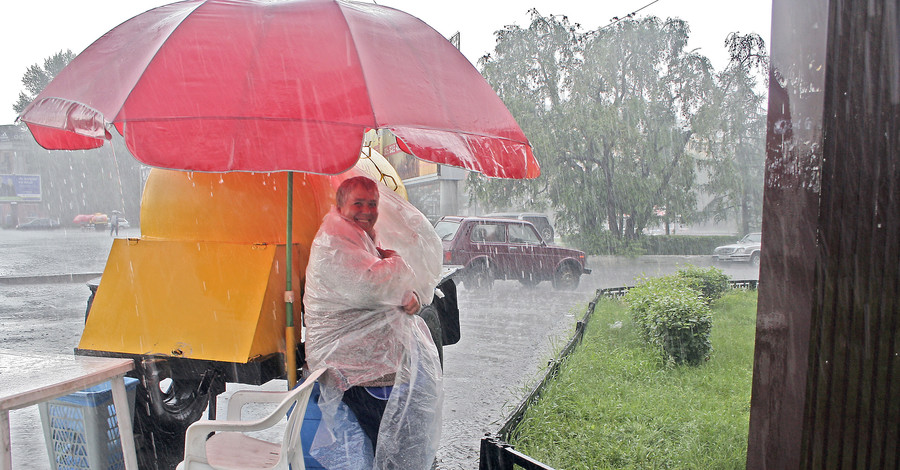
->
xmin=473 ymin=13 xmax=715 ymax=247
xmin=11 ymin=50 xmax=145 ymax=224
xmin=13 ymin=49 xmax=75 ymax=115
xmin=466 ymin=10 xmax=580 ymax=213
xmin=696 ymin=33 xmax=768 ymax=235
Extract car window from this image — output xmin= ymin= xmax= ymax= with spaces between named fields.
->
xmin=508 ymin=223 xmax=541 ymax=244
xmin=522 ymin=216 xmax=545 ymax=227
xmin=434 ymin=220 xmax=461 ymax=240
xmin=742 ymin=233 xmax=762 ymax=244
xmin=470 ymin=223 xmax=505 ymax=243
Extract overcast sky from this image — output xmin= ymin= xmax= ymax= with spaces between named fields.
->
xmin=1 ymin=0 xmax=772 ymax=124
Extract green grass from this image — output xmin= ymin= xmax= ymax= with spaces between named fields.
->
xmin=508 ymin=290 xmax=758 ymax=469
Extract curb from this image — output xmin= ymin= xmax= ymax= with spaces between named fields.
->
xmin=0 ymin=273 xmax=102 ymax=285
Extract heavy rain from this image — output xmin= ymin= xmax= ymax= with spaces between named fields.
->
xmin=11 ymin=1 xmax=895 ymax=470
xmin=1 ymin=228 xmax=759 ymax=469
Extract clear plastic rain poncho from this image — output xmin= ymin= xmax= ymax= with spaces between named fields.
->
xmin=303 ymin=184 xmax=443 ymax=469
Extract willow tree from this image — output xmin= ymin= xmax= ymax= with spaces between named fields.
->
xmin=560 ymin=17 xmax=714 ymax=239
xmin=466 ymin=10 xmax=580 ymax=214
xmin=472 ymin=13 xmax=715 ymax=244
xmin=696 ymin=33 xmax=768 ymax=236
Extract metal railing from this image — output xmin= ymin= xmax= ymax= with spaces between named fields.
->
xmin=478 ymin=280 xmax=758 ymax=470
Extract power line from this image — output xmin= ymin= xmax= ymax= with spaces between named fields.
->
xmin=599 ymin=0 xmax=663 ymax=31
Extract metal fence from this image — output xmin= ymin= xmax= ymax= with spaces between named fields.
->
xmin=478 ymin=280 xmax=758 ymax=470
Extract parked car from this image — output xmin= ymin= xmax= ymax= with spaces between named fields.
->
xmin=15 ymin=218 xmax=61 ymax=230
xmin=483 ymin=212 xmax=554 ymax=242
xmin=713 ymin=232 xmax=762 ymax=266
xmin=435 ymin=216 xmax=590 ymax=291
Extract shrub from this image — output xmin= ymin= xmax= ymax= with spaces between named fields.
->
xmin=640 ymin=235 xmax=737 ymax=255
xmin=676 ymin=265 xmax=731 ymax=302
xmin=564 ymin=233 xmax=736 ymax=256
xmin=564 ymin=231 xmax=646 ymax=257
xmin=624 ymin=276 xmax=712 ymax=365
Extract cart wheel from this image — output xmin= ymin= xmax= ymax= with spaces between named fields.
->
xmin=132 ymin=360 xmax=214 ymax=468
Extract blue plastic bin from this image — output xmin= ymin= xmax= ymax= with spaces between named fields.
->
xmin=38 ymin=377 xmax=139 ymax=470
xmin=300 ymin=382 xmax=326 ymax=469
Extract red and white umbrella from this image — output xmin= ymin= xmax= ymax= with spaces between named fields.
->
xmin=19 ymin=0 xmax=539 ymax=179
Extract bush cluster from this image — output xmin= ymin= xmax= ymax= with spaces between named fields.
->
xmin=624 ymin=272 xmax=717 ymax=365
xmin=676 ymin=265 xmax=731 ymax=303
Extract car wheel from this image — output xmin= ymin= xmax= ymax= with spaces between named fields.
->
xmin=465 ymin=263 xmax=494 ymax=291
xmin=750 ymin=252 xmax=761 ymax=267
xmin=552 ymin=263 xmax=580 ymax=291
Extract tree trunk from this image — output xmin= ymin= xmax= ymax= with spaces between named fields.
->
xmin=601 ymin=142 xmax=620 ymax=237
xmin=741 ymin=184 xmax=750 ymax=235
xmin=625 ymin=217 xmax=636 ymax=240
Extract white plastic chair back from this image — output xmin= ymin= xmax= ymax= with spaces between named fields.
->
xmin=176 ymin=368 xmax=326 ymax=470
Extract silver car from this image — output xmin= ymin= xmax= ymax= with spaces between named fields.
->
xmin=713 ymin=232 xmax=762 ymax=266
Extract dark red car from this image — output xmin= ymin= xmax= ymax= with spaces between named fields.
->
xmin=434 ymin=216 xmax=590 ymax=290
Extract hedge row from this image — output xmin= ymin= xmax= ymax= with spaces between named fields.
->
xmin=623 ymin=266 xmax=730 ymax=365
xmin=564 ymin=233 xmax=738 ymax=256
xmin=640 ymin=235 xmax=738 ymax=255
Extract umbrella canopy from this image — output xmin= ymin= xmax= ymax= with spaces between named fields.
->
xmin=18 ymin=0 xmax=539 ymax=179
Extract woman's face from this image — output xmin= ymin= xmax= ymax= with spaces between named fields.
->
xmin=338 ymin=185 xmax=379 ymax=238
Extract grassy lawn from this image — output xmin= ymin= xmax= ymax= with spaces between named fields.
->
xmin=508 ymin=290 xmax=758 ymax=469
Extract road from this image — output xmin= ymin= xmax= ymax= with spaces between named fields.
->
xmin=0 ymin=228 xmax=758 ymax=469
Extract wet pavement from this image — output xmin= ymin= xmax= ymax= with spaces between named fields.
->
xmin=0 ymin=228 xmax=758 ymax=469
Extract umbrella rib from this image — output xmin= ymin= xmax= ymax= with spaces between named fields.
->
xmin=111 ymin=0 xmax=207 ymax=125
xmin=117 ymin=115 xmax=371 ymax=127
xmin=332 ymin=1 xmax=380 ymax=126
xmin=388 ymin=124 xmax=532 ymax=145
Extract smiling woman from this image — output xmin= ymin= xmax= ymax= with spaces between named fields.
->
xmin=336 ymin=176 xmax=380 ymax=239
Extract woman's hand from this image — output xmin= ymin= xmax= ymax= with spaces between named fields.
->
xmin=401 ymin=291 xmax=420 ymax=315
xmin=377 ymin=247 xmax=398 ymax=259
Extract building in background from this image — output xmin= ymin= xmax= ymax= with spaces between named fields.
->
xmin=0 ymin=125 xmax=40 ymax=227
xmin=365 ymin=129 xmax=469 ymax=223
xmin=0 ymin=124 xmax=143 ymax=229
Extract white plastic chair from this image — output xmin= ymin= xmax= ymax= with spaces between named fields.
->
xmin=176 ymin=368 xmax=326 ymax=470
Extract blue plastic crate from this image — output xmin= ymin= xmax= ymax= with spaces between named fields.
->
xmin=38 ymin=378 xmax=139 ymax=470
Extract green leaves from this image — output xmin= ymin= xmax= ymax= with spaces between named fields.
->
xmin=676 ymin=265 xmax=731 ymax=303
xmin=697 ymin=33 xmax=767 ymax=235
xmin=13 ymin=50 xmax=75 ymax=115
xmin=473 ymin=14 xmax=721 ymax=244
xmin=471 ymin=14 xmax=767 ymax=253
xmin=624 ymin=272 xmax=718 ymax=366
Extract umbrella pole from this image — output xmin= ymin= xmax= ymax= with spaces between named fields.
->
xmin=285 ymin=171 xmax=297 ymax=388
